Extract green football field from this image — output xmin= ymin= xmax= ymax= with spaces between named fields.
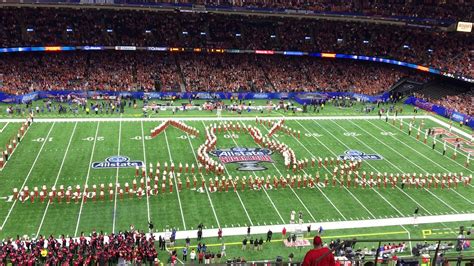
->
xmin=0 ymin=112 xmax=472 ymax=240
xmin=0 ymin=107 xmax=473 ymax=264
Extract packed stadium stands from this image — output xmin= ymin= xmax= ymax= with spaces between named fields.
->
xmin=122 ymin=0 xmax=473 ymax=22
xmin=0 ymin=229 xmax=159 ymax=265
xmin=436 ymin=92 xmax=474 ymax=117
xmin=0 ymin=7 xmax=472 ymax=79
xmin=0 ymin=52 xmax=431 ymax=95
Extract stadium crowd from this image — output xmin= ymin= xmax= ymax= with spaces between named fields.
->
xmin=0 ymin=52 xmax=182 ymax=94
xmin=0 ymin=7 xmax=472 ymax=78
xmin=435 ymin=92 xmax=474 ymax=117
xmin=0 ymin=52 xmax=430 ymax=95
xmin=125 ymin=0 xmax=472 ymax=22
xmin=0 ymin=229 xmax=159 ymax=265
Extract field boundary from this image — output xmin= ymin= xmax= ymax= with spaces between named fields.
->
xmin=0 ymin=115 xmax=470 ymax=140
xmin=165 ymin=213 xmax=473 ymax=240
xmin=0 ymin=115 xmax=431 ymax=123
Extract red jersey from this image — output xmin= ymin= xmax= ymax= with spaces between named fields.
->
xmin=302 ymin=247 xmax=335 ymax=266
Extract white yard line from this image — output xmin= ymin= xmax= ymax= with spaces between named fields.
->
xmin=299 ymin=119 xmax=433 ymax=222
xmin=36 ymin=122 xmax=78 ymax=237
xmin=421 ymin=117 xmax=474 ymax=189
xmin=0 ymin=122 xmax=56 ymax=230
xmin=330 ymin=120 xmax=460 ymax=214
xmin=226 ymin=122 xmax=285 ymax=224
xmin=74 ymin=122 xmax=100 ymax=236
xmin=400 ymin=225 xmax=413 ymax=251
xmin=0 ymin=122 xmax=32 ymax=172
xmin=164 ymin=130 xmax=187 ymax=230
xmin=298 ymin=122 xmax=412 ymax=243
xmin=0 ymin=122 xmax=10 ymax=133
xmin=0 ymin=115 xmax=431 ymax=123
xmin=270 ymin=120 xmax=347 ymax=220
xmin=366 ymin=120 xmax=474 ymax=205
xmin=140 ymin=121 xmax=151 ymax=223
xmin=184 ymin=132 xmax=221 ymax=228
xmin=428 ymin=116 xmax=473 ymax=140
xmin=200 ymin=121 xmax=254 ymax=226
xmin=112 ymin=119 xmax=123 ymax=233
xmin=292 ymin=120 xmax=377 ymax=219
xmin=299 ymin=122 xmax=426 ymax=216
xmin=397 ymin=119 xmax=473 ymax=173
xmin=257 ymin=122 xmax=322 ymax=222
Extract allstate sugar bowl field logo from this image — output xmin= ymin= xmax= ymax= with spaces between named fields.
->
xmin=92 ymin=156 xmax=144 ymax=169
xmin=338 ymin=150 xmax=383 ymax=161
xmin=211 ymin=147 xmax=273 ymax=171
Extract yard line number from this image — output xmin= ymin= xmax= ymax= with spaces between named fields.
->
xmin=343 ymin=132 xmax=361 ymax=137
xmin=32 ymin=137 xmax=54 ymax=142
xmin=82 ymin=136 xmax=105 ymax=141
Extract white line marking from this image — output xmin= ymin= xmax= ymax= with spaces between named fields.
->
xmin=0 ymin=122 xmax=56 ymax=230
xmin=346 ymin=120 xmax=463 ymax=212
xmin=0 ymin=122 xmax=9 ymax=133
xmin=0 ymin=115 xmax=431 ymax=123
xmin=140 ymin=121 xmax=151 ymax=223
xmin=227 ymin=122 xmax=285 ymax=224
xmin=272 ymin=121 xmax=347 ymax=220
xmin=330 ymin=119 xmax=459 ymax=213
xmin=164 ymin=130 xmax=187 ymax=230
xmin=258 ymin=122 xmax=320 ymax=222
xmin=304 ymin=118 xmax=428 ymax=216
xmin=36 ymin=122 xmax=78 ymax=237
xmin=112 ymin=118 xmax=122 ymax=233
xmin=0 ymin=122 xmax=32 ymax=172
xmin=293 ymin=120 xmax=372 ymax=219
xmin=74 ymin=122 xmax=100 ymax=236
xmin=151 ymin=213 xmax=474 ymax=241
xmin=367 ymin=120 xmax=474 ymax=204
xmin=200 ymin=122 xmax=254 ymax=226
xmin=185 ymin=131 xmax=220 ymax=228
xmin=301 ymin=119 xmax=418 ymax=241
xmin=399 ymin=119 xmax=473 ymax=177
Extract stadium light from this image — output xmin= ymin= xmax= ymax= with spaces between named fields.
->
xmin=106 ymin=29 xmax=113 ymax=33
xmin=66 ymin=28 xmax=73 ymax=32
xmin=26 ymin=28 xmax=34 ymax=32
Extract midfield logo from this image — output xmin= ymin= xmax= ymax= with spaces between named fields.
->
xmin=338 ymin=150 xmax=383 ymax=161
xmin=92 ymin=156 xmax=144 ymax=169
xmin=211 ymin=147 xmax=273 ymax=171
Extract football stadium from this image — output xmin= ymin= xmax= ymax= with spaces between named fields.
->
xmin=0 ymin=1 xmax=473 ymax=265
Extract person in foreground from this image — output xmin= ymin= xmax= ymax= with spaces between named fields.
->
xmin=302 ymin=236 xmax=336 ymax=266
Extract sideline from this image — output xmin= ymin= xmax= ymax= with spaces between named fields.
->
xmin=156 ymin=213 xmax=473 ymax=241
xmin=0 ymin=115 xmax=431 ymax=123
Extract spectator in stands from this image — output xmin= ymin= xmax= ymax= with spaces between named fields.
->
xmin=302 ymin=236 xmax=336 ymax=266
xmin=0 ymin=7 xmax=471 ymax=79
xmin=0 ymin=229 xmax=158 ymax=265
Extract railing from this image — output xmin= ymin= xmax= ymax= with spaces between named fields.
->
xmin=311 ymin=237 xmax=473 ymax=266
